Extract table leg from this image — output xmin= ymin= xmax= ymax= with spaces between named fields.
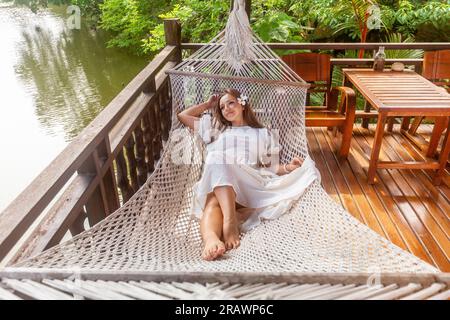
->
xmin=368 ymin=113 xmax=387 ymax=184
xmin=362 ymin=100 xmax=370 ymax=129
xmin=408 ymin=116 xmax=424 ymax=135
xmin=387 ymin=117 xmax=395 ymax=132
xmin=426 ymin=117 xmax=448 ymax=158
xmin=401 ymin=117 xmax=411 ymax=131
xmin=433 ymin=120 xmax=450 ymax=185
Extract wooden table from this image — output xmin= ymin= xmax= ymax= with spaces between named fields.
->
xmin=342 ymin=68 xmax=450 ymax=185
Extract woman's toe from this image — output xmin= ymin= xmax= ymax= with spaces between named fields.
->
xmin=210 ymin=245 xmax=218 ymax=258
xmin=217 ymin=242 xmax=225 ymax=254
xmin=202 ymin=248 xmax=210 ymax=261
xmin=213 ymin=244 xmax=225 ymax=259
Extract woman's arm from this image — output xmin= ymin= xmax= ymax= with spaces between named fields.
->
xmin=177 ymin=94 xmax=218 ymax=130
xmin=260 ymin=129 xmax=303 ymax=175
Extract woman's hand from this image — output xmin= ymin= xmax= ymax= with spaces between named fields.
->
xmin=286 ymin=157 xmax=304 ymax=172
xmin=177 ymin=94 xmax=219 ymax=130
xmin=206 ymin=94 xmax=219 ymax=109
xmin=274 ymin=156 xmax=304 ymax=175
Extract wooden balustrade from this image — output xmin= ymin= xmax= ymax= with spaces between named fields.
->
xmin=0 ymin=15 xmax=448 ymax=267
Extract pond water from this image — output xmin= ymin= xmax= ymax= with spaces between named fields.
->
xmin=0 ymin=3 xmax=149 ymax=211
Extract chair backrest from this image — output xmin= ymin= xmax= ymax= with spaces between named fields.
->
xmin=281 ymin=52 xmax=332 ymax=106
xmin=422 ymin=49 xmax=450 ymax=92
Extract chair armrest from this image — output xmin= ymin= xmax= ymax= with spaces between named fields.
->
xmin=328 ymin=86 xmax=356 ymax=117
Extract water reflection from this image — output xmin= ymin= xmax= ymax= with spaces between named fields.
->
xmin=16 ymin=5 xmax=149 ymax=139
xmin=0 ymin=3 xmax=148 ymax=210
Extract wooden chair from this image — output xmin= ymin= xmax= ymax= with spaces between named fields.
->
xmin=281 ymin=53 xmax=356 ymax=158
xmin=402 ymin=49 xmax=450 ymax=136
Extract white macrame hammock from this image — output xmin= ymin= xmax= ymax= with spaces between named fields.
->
xmin=10 ymin=0 xmax=437 ymax=274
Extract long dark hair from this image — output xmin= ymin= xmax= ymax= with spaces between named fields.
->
xmin=212 ymin=88 xmax=264 ymax=130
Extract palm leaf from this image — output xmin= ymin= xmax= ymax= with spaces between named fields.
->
xmin=383 ymin=33 xmax=423 ymax=59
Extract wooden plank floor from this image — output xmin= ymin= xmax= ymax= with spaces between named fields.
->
xmin=307 ymin=123 xmax=450 ymax=272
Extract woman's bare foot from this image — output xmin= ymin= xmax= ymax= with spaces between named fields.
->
xmin=202 ymin=235 xmax=226 ymax=261
xmin=223 ymin=217 xmax=240 ymax=250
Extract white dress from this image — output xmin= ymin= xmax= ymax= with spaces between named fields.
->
xmin=191 ymin=113 xmax=320 ymax=232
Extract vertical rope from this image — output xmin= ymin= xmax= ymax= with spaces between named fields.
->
xmin=224 ymin=0 xmax=256 ymax=72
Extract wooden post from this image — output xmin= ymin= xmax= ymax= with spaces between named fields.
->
xmin=142 ymin=113 xmax=155 ymax=173
xmin=163 ymin=19 xmax=181 ymax=148
xmin=97 ymin=137 xmax=120 ymax=215
xmin=125 ymin=137 xmax=138 ymax=192
xmin=164 ymin=19 xmax=182 ymax=63
xmin=69 ymin=210 xmax=87 ymax=236
xmin=116 ymin=150 xmax=134 ymax=203
xmin=133 ymin=124 xmax=148 ymax=187
xmin=78 ymin=151 xmax=109 ymax=226
xmin=230 ymin=0 xmax=251 ymax=19
xmin=362 ymin=101 xmax=370 ymax=129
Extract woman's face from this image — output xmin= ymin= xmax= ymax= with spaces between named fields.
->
xmin=219 ymin=93 xmax=244 ymax=122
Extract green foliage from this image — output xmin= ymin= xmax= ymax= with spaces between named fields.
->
xmin=143 ymin=1 xmax=229 ymax=54
xmin=379 ymin=0 xmax=450 ymax=41
xmin=13 ymin=0 xmax=450 ymax=55
xmin=99 ymin=0 xmax=172 ymax=55
xmin=251 ymin=0 xmax=303 ymax=42
xmin=253 ymin=12 xmax=301 ymax=42
xmin=71 ymin=0 xmax=102 ymax=21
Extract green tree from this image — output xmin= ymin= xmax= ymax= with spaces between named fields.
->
xmin=12 ymin=0 xmax=450 ymax=55
xmin=99 ymin=0 xmax=172 ymax=55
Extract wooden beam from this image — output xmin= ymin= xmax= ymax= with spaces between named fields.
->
xmin=355 ymin=110 xmax=378 ymax=119
xmin=331 ymin=58 xmax=423 ymax=66
xmin=377 ymin=161 xmax=440 ymax=170
xmin=0 ymin=269 xmax=448 ymax=287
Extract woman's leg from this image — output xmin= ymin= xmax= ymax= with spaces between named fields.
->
xmin=213 ymin=186 xmax=240 ymax=250
xmin=200 ymin=192 xmax=226 ymax=260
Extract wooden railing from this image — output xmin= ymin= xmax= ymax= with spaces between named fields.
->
xmin=0 ymin=19 xmax=182 ymax=267
xmin=0 ymin=16 xmax=449 ymax=267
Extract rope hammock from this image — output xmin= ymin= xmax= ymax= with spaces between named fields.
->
xmin=8 ymin=0 xmax=438 ymax=274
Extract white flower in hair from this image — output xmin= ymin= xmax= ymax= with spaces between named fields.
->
xmin=237 ymin=94 xmax=248 ymax=106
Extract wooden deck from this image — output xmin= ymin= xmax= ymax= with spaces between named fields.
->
xmin=307 ymin=123 xmax=450 ymax=272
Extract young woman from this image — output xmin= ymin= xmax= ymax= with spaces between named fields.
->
xmin=177 ymin=88 xmax=319 ymax=261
